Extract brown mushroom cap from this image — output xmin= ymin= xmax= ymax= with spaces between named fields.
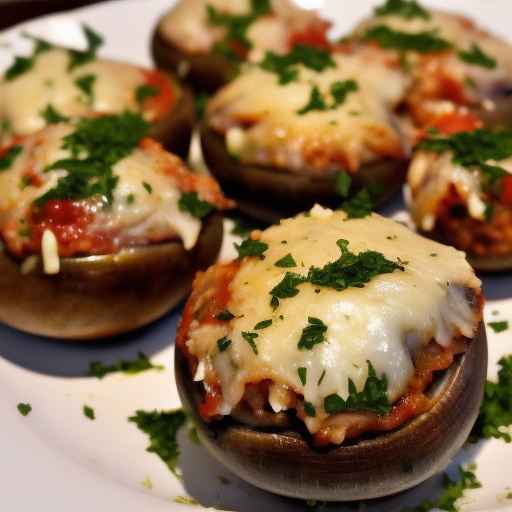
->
xmin=151 ymin=28 xmax=234 ymax=93
xmin=176 ymin=322 xmax=487 ymax=501
xmin=200 ymin=123 xmax=409 ymax=222
xmin=149 ymin=72 xmax=196 ymax=159
xmin=0 ymin=212 xmax=223 ymax=340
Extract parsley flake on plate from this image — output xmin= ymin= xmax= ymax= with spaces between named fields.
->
xmin=83 ymin=405 xmax=95 ymax=420
xmin=324 ymin=361 xmax=390 ymax=415
xmin=17 ymin=403 xmax=32 ymax=416
xmin=4 ymin=33 xmax=52 ymax=81
xmin=488 ymin=321 xmax=509 ymax=333
xmin=341 ymin=188 xmax=374 ymax=218
xmin=216 ymin=309 xmax=235 ymax=321
xmin=129 ymin=409 xmax=187 ymax=477
xmin=304 ymin=401 xmax=316 ymax=417
xmin=471 ymin=355 xmax=512 ymax=443
xmin=403 ymin=465 xmax=481 ymax=512
xmin=88 ymin=351 xmax=164 ymax=379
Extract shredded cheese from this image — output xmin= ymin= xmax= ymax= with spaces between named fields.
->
xmin=41 ymin=229 xmax=60 ymax=274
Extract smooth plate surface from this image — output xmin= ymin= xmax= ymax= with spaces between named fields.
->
xmin=1 ymin=1 xmax=512 ymax=511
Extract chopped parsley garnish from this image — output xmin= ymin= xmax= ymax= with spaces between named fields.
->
xmin=241 ymin=331 xmax=259 ymax=354
xmin=304 ymin=401 xmax=316 ymax=417
xmin=68 ymin=24 xmax=104 ymax=70
xmin=297 ymin=80 xmax=358 ymax=115
xmin=178 ymin=191 xmax=215 ymax=219
xmin=40 ymin=104 xmax=69 ymax=124
xmin=142 ymin=181 xmax=153 ymax=194
xmin=318 ymin=369 xmax=326 ymax=386
xmin=5 ymin=57 xmax=33 ymax=81
xmin=126 ymin=193 xmax=135 ymax=204
xmin=308 ymin=238 xmax=404 ymax=291
xmin=270 ymin=239 xmax=402 ymax=308
xmin=135 ymin=84 xmax=159 ymax=105
xmin=403 ymin=465 xmax=481 ymax=512
xmin=1 ymin=118 xmax=12 ymax=136
xmin=17 ymin=403 xmax=32 ymax=416
xmin=341 ymin=188 xmax=374 ymax=218
xmin=375 ymin=0 xmax=430 ymax=20
xmin=270 ymin=271 xmax=307 ymax=309
xmin=471 ymin=355 xmax=512 ymax=443
xmin=75 ymin=74 xmax=96 ymax=105
xmin=298 ymin=317 xmax=327 ymax=350
xmin=217 ymin=336 xmax=232 ymax=352
xmin=254 ymin=319 xmax=272 ymax=330
xmin=207 ymin=0 xmax=271 ymax=63
xmin=324 ymin=361 xmax=390 ymax=415
xmin=298 ymin=367 xmax=307 ymax=385
xmin=260 ymin=44 xmax=336 ymax=85
xmin=335 ymin=170 xmax=352 ymax=198
xmin=235 ymin=238 xmax=269 ymax=259
xmin=83 ymin=405 xmax=95 ymax=420
xmin=458 ymin=43 xmax=496 ymax=69
xmin=330 ymin=80 xmax=359 ymax=107
xmin=488 ymin=321 xmax=509 ymax=333
xmin=0 ymin=145 xmax=23 ymax=171
xmin=275 ymin=253 xmax=297 ymax=268
xmin=298 ymin=86 xmax=327 ymax=115
xmin=418 ymin=129 xmax=512 ymax=193
xmin=216 ymin=309 xmax=235 ymax=321
xmin=129 ymin=409 xmax=186 ymax=477
xmin=88 ymin=351 xmax=164 ymax=378
xmin=364 ymin=25 xmax=452 ymax=54
xmin=34 ymin=112 xmax=149 ymax=206
xmin=4 ymin=34 xmax=52 ymax=81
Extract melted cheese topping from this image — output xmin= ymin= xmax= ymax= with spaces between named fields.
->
xmin=0 ymin=48 xmax=147 ymax=144
xmin=207 ymin=52 xmax=410 ymax=172
xmin=159 ymin=0 xmax=325 ymax=58
xmin=0 ymin=124 xmax=207 ymax=255
xmin=185 ymin=207 xmax=481 ymax=432
xmin=354 ymin=8 xmax=512 ymax=106
xmin=408 ymin=149 xmax=512 ymax=230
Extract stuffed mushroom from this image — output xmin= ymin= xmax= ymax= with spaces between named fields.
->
xmin=201 ymin=46 xmax=412 ymax=220
xmin=151 ymin=0 xmax=331 ymax=92
xmin=0 ymin=26 xmax=195 ymax=157
xmin=0 ymin=112 xmax=233 ymax=339
xmin=175 ymin=205 xmax=486 ymax=500
xmin=352 ymin=0 xmax=512 ymax=130
xmin=407 ymin=117 xmax=512 ymax=271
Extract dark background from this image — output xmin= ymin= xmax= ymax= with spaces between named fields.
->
xmin=0 ymin=0 xmax=107 ymax=30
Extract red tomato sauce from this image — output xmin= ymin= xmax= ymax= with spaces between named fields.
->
xmin=141 ymin=70 xmax=176 ymax=120
xmin=288 ymin=21 xmax=332 ymax=50
xmin=27 ymin=200 xmax=113 ymax=257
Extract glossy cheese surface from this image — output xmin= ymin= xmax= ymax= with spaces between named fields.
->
xmin=207 ymin=52 xmax=410 ymax=172
xmin=0 ymin=49 xmax=147 ymax=143
xmin=0 ymin=124 xmax=205 ymax=254
xmin=185 ymin=207 xmax=481 ymax=427
xmin=159 ymin=0 xmax=325 ymax=58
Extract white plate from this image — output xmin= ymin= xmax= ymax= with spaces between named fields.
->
xmin=1 ymin=1 xmax=512 ymax=510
